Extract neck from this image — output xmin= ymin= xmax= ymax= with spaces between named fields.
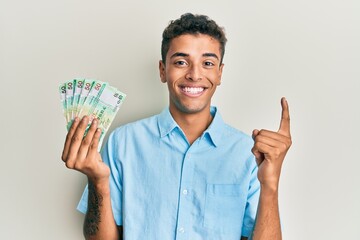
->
xmin=169 ymin=106 xmax=213 ymax=145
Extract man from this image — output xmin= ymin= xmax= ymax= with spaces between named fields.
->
xmin=62 ymin=13 xmax=291 ymax=240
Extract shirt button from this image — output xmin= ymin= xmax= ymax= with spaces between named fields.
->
xmin=182 ymin=189 xmax=188 ymax=195
xmin=178 ymin=227 xmax=185 ymax=233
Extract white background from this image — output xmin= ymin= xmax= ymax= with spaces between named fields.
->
xmin=1 ymin=0 xmax=359 ymax=239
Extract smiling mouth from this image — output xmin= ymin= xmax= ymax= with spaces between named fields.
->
xmin=180 ymin=86 xmax=206 ymax=95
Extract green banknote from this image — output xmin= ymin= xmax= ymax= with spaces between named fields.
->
xmin=73 ymin=78 xmax=85 ymax=119
xmin=88 ymin=86 xmax=124 ymax=129
xmin=78 ymin=80 xmax=108 ymax=121
xmin=59 ymin=83 xmax=67 ymax=120
xmin=64 ymin=80 xmax=75 ymax=123
xmin=76 ymin=79 xmax=93 ymax=117
xmin=88 ymin=86 xmax=126 ymax=146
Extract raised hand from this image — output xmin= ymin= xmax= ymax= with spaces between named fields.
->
xmin=251 ymin=97 xmax=292 ymax=190
xmin=61 ymin=116 xmax=110 ymax=184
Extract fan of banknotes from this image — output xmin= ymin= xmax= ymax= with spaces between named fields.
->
xmin=59 ymin=78 xmax=126 ymax=147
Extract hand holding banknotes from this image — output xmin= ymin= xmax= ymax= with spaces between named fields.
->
xmin=59 ymin=78 xmax=126 ymax=183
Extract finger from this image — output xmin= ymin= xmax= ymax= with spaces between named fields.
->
xmin=256 ymin=129 xmax=290 ymax=143
xmin=77 ymin=119 xmax=99 ymax=160
xmin=278 ymin=97 xmax=291 ymax=136
xmin=252 ymin=129 xmax=260 ymax=141
xmin=66 ymin=116 xmax=90 ymax=163
xmin=62 ymin=117 xmax=80 ymax=162
xmin=251 ymin=146 xmax=264 ymax=166
xmin=87 ymin=128 xmax=102 ymax=160
xmin=252 ymin=141 xmax=273 ymax=159
xmin=254 ymin=134 xmax=287 ymax=149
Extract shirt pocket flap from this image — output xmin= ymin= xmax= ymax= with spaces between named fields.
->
xmin=207 ymin=184 xmax=242 ymax=196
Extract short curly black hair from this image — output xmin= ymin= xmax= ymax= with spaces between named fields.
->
xmin=161 ymin=13 xmax=227 ymax=64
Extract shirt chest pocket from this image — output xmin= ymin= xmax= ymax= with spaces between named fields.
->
xmin=204 ymin=184 xmax=246 ymax=234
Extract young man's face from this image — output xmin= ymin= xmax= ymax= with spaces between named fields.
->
xmin=159 ymin=34 xmax=224 ymax=116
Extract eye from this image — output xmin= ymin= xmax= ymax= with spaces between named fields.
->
xmin=204 ymin=61 xmax=215 ymax=67
xmin=174 ymin=60 xmax=187 ymax=66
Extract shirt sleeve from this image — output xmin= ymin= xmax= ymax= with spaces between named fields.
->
xmin=241 ymin=159 xmax=260 ymax=237
xmin=76 ymin=129 xmax=124 ymax=226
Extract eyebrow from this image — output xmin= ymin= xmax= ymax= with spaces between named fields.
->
xmin=170 ymin=52 xmax=219 ymax=60
xmin=170 ymin=52 xmax=189 ymax=59
xmin=203 ymin=53 xmax=219 ymax=60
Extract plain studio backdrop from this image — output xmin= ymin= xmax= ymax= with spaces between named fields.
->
xmin=0 ymin=0 xmax=359 ymax=239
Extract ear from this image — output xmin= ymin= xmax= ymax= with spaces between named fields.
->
xmin=217 ymin=63 xmax=224 ymax=86
xmin=159 ymin=60 xmax=166 ymax=83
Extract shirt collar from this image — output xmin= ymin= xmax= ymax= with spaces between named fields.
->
xmin=158 ymin=107 xmax=179 ymax=138
xmin=157 ymin=106 xmax=225 ymax=147
xmin=203 ymin=106 xmax=224 ymax=147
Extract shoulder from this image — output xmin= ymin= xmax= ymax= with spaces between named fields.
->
xmin=222 ymin=123 xmax=254 ymax=148
xmin=109 ymin=113 xmax=160 ymax=139
xmin=103 ymin=113 xmax=161 ymax=162
xmin=217 ymin=122 xmax=256 ymax=168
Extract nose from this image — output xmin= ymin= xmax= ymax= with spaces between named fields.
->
xmin=185 ymin=64 xmax=203 ymax=81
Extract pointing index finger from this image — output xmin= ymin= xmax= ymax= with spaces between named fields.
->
xmin=278 ymin=97 xmax=291 ymax=136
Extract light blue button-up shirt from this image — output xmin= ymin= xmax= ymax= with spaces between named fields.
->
xmin=78 ymin=107 xmax=260 ymax=239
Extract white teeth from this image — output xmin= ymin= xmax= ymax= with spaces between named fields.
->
xmin=182 ymin=87 xmax=204 ymax=94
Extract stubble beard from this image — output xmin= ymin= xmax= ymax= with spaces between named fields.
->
xmin=170 ymin=95 xmax=209 ymax=115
